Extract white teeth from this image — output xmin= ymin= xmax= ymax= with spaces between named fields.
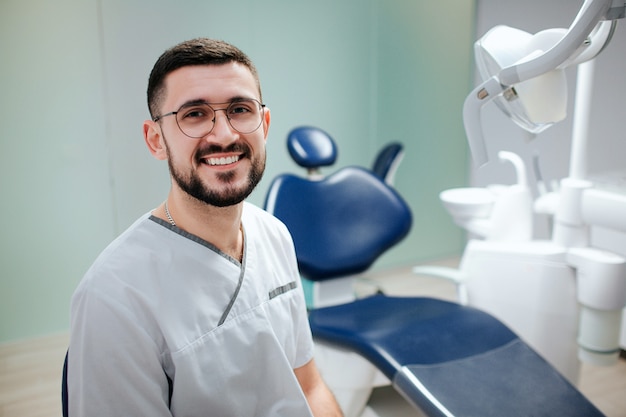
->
xmin=206 ymin=155 xmax=240 ymax=166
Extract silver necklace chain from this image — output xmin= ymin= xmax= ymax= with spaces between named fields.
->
xmin=164 ymin=201 xmax=176 ymax=226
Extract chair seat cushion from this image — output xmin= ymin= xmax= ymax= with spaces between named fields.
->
xmin=394 ymin=339 xmax=604 ymax=417
xmin=309 ymin=295 xmax=604 ymax=416
xmin=308 ymin=295 xmax=517 ymax=378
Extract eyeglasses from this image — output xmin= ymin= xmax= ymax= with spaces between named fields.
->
xmin=153 ymin=98 xmax=266 ymax=138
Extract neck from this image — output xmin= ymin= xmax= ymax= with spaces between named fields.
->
xmin=158 ymin=191 xmax=244 ymax=261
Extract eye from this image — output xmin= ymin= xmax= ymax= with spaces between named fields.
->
xmin=228 ymin=101 xmax=255 ymax=116
xmin=229 ymin=104 xmax=252 ymax=115
xmin=180 ymin=105 xmax=212 ymax=120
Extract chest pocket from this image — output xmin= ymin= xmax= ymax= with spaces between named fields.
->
xmin=269 ymin=281 xmax=297 ymax=300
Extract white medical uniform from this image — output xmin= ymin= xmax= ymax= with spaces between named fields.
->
xmin=68 ymin=202 xmax=315 ymax=416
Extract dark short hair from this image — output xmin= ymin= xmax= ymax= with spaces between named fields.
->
xmin=147 ymin=38 xmax=261 ymax=118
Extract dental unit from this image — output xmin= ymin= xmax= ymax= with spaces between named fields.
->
xmin=416 ymin=0 xmax=626 ymax=384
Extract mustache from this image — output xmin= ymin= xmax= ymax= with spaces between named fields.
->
xmin=195 ymin=143 xmax=251 ymax=161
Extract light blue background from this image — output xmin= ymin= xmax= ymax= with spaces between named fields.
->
xmin=0 ymin=0 xmax=474 ymax=342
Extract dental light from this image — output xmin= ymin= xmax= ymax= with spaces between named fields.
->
xmin=464 ymin=0 xmax=624 ymax=167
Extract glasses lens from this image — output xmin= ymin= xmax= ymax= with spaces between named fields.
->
xmin=227 ymin=99 xmax=264 ymax=134
xmin=175 ymin=104 xmax=215 ymax=138
xmin=175 ymin=99 xmax=263 ymax=138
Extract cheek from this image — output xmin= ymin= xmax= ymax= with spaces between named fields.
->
xmin=166 ymin=139 xmax=198 ymax=165
xmin=253 ymin=135 xmax=267 ymax=153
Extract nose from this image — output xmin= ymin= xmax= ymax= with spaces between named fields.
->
xmin=208 ymin=109 xmax=238 ymax=141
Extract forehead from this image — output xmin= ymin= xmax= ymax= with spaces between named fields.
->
xmin=163 ymin=63 xmax=259 ymax=107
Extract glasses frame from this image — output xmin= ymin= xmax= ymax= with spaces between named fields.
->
xmin=153 ymin=98 xmax=266 ymax=138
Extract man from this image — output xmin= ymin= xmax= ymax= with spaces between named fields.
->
xmin=68 ymin=38 xmax=343 ymax=416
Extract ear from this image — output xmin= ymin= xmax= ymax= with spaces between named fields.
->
xmin=262 ymin=107 xmax=271 ymax=140
xmin=143 ymin=120 xmax=168 ymax=160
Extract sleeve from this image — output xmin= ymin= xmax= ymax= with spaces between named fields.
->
xmin=68 ymin=281 xmax=173 ymax=417
xmin=279 ymin=220 xmax=316 ymax=369
xmin=292 ymin=277 xmax=315 ymax=369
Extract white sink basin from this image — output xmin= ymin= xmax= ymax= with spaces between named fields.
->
xmin=440 ymin=187 xmax=494 ymax=219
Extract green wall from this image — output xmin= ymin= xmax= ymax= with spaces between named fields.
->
xmin=375 ymin=1 xmax=474 ymax=265
xmin=0 ymin=0 xmax=474 ymax=343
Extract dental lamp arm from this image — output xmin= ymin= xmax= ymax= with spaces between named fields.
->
xmin=463 ymin=77 xmax=504 ymax=166
xmin=499 ymin=0 xmax=612 ymax=85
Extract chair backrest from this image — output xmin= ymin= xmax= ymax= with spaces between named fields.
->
xmin=265 ymin=166 xmax=412 ymax=281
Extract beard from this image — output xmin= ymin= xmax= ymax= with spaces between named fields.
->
xmin=166 ymin=138 xmax=265 ymax=208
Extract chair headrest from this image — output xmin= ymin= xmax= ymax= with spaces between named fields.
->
xmin=287 ymin=126 xmax=337 ymax=168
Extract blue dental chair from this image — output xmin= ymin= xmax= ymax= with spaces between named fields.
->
xmin=264 ymin=127 xmax=604 ymax=417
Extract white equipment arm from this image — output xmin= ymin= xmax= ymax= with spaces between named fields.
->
xmin=464 ymin=0 xmax=625 ymax=166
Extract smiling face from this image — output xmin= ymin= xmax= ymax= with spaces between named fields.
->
xmin=144 ymin=62 xmax=271 ymax=207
